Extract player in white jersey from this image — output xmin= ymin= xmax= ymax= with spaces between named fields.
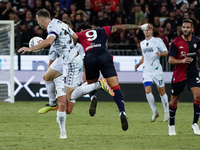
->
xmin=18 ymin=9 xmax=114 ymax=139
xmin=135 ymin=24 xmax=169 ymax=122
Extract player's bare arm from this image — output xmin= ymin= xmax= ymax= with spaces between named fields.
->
xmin=18 ymin=36 xmax=55 ymax=54
xmin=156 ymin=51 xmax=168 ymax=56
xmin=135 ymin=55 xmax=144 ymax=71
xmin=168 ymin=56 xmax=193 ymax=64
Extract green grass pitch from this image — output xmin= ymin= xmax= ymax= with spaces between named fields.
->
xmin=0 ymin=101 xmax=199 ymax=150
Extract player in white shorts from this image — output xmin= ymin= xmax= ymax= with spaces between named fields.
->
xmin=18 ymin=9 xmax=114 ymax=139
xmin=135 ymin=24 xmax=169 ymax=122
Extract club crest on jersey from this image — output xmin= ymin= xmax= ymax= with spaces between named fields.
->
xmin=194 ymin=44 xmax=197 ymax=48
xmin=146 ymin=43 xmax=149 ymax=46
xmin=180 ymin=51 xmax=186 ymax=58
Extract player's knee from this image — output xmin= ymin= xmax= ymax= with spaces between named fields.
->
xmin=43 ymin=74 xmax=50 ymax=81
xmin=66 ymin=108 xmax=73 ymax=114
xmin=194 ymin=94 xmax=200 ymax=100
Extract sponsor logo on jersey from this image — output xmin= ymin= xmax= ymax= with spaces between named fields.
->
xmin=86 ymin=43 xmax=101 ymax=51
xmin=143 ymin=48 xmax=153 ymax=53
xmin=180 ymin=51 xmax=186 ymax=58
xmin=196 ymin=77 xmax=200 ymax=83
xmin=179 ymin=46 xmax=184 ymax=49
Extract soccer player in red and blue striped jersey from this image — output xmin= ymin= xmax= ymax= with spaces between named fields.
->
xmin=168 ymin=19 xmax=200 ymax=136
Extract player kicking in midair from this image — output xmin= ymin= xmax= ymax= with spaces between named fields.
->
xmin=18 ymin=9 xmax=114 ymax=139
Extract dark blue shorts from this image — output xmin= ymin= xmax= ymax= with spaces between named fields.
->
xmin=171 ymin=76 xmax=200 ymax=96
xmin=84 ymin=50 xmax=117 ymax=80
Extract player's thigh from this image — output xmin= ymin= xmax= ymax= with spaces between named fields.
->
xmin=63 ymin=55 xmax=83 ymax=88
xmin=43 ymin=68 xmax=62 ymax=81
xmin=65 ymin=86 xmax=76 ymax=100
xmin=152 ymin=73 xmax=165 ymax=88
xmin=170 ymin=94 xmax=180 ymax=106
xmin=99 ymin=52 xmax=117 ymax=79
xmin=84 ymin=54 xmax=99 ymax=80
xmin=50 ymin=57 xmax=63 ymax=74
xmin=171 ymin=80 xmax=186 ymax=96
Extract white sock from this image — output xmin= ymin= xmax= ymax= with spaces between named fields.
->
xmin=90 ymin=95 xmax=97 ymax=101
xmin=57 ymin=111 xmax=66 ymax=134
xmin=146 ymin=93 xmax=157 ymax=114
xmin=160 ymin=93 xmax=169 ymax=114
xmin=44 ymin=80 xmax=56 ymax=106
xmin=71 ymin=82 xmax=100 ymax=100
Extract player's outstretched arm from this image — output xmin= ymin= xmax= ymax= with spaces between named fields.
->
xmin=156 ymin=51 xmax=168 ymax=57
xmin=18 ymin=36 xmax=55 ymax=54
xmin=110 ymin=24 xmax=152 ymax=33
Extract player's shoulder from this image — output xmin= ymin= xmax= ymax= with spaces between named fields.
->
xmin=153 ymin=37 xmax=163 ymax=42
xmin=172 ymin=35 xmax=182 ymax=43
xmin=192 ymin=35 xmax=200 ymax=42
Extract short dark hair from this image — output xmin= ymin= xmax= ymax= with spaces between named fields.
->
xmin=182 ymin=19 xmax=194 ymax=28
xmin=36 ymin=9 xmax=50 ymax=18
xmin=63 ymin=20 xmax=72 ymax=28
xmin=77 ymin=22 xmax=91 ymax=32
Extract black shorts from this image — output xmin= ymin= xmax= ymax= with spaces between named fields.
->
xmin=171 ymin=76 xmax=200 ymax=96
xmin=84 ymin=50 xmax=117 ymax=80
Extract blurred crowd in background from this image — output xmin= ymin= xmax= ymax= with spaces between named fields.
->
xmin=1 ymin=0 xmax=200 ymax=53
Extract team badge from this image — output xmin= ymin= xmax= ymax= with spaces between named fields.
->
xmin=194 ymin=44 xmax=197 ymax=48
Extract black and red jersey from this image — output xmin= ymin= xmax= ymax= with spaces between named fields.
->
xmin=76 ymin=26 xmax=112 ymax=53
xmin=169 ymin=35 xmax=200 ymax=83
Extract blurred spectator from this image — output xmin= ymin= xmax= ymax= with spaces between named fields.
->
xmin=70 ymin=9 xmax=88 ymax=23
xmin=135 ymin=4 xmax=144 ymax=25
xmin=104 ymin=2 xmax=111 ymax=14
xmin=175 ymin=8 xmax=183 ymax=26
xmin=67 ymin=3 xmax=77 ymax=17
xmin=152 ymin=16 xmax=161 ymax=36
xmin=165 ymin=22 xmax=175 ymax=42
xmin=121 ymin=0 xmax=134 ymax=15
xmin=134 ymin=0 xmax=145 ymax=12
xmin=180 ymin=2 xmax=188 ymax=13
xmin=148 ymin=0 xmax=161 ymax=20
xmin=61 ymin=13 xmax=70 ymax=21
xmin=83 ymin=0 xmax=96 ymax=24
xmin=20 ymin=22 xmax=33 ymax=46
xmin=31 ymin=0 xmax=42 ymax=17
xmin=91 ymin=0 xmax=104 ymax=11
xmin=27 ymin=0 xmax=35 ymax=8
xmin=44 ymin=0 xmax=53 ymax=17
xmin=127 ymin=6 xmax=135 ymax=24
xmin=0 ymin=0 xmax=12 ymax=20
xmin=168 ymin=0 xmax=178 ymax=11
xmin=94 ymin=11 xmax=107 ymax=27
xmin=111 ymin=4 xmax=125 ymax=24
xmin=104 ymin=0 xmax=120 ymax=12
xmin=114 ymin=15 xmax=123 ymax=25
xmin=9 ymin=12 xmax=20 ymax=23
xmin=13 ymin=0 xmax=29 ymax=20
xmin=34 ymin=25 xmax=46 ymax=39
xmin=176 ymin=0 xmax=189 ymax=9
xmin=162 ymin=10 xmax=178 ymax=35
xmin=143 ymin=4 xmax=151 ymax=20
xmin=98 ymin=2 xmax=105 ymax=11
xmin=59 ymin=0 xmax=71 ymax=12
xmin=52 ymin=0 xmax=60 ymax=19
xmin=117 ymin=31 xmax=129 ymax=44
xmin=158 ymin=6 xmax=169 ymax=23
xmin=103 ymin=12 xmax=111 ymax=25
xmin=156 ymin=28 xmax=169 ymax=48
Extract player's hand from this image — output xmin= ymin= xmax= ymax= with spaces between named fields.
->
xmin=18 ymin=47 xmax=31 ymax=54
xmin=135 ymin=64 xmax=139 ymax=71
xmin=156 ymin=52 xmax=160 ymax=56
xmin=181 ymin=57 xmax=193 ymax=64
xmin=141 ymin=23 xmax=153 ymax=31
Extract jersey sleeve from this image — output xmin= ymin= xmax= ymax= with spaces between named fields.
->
xmin=47 ymin=24 xmax=58 ymax=39
xmin=48 ymin=45 xmax=57 ymax=60
xmin=158 ymin=38 xmax=168 ymax=52
xmin=168 ymin=42 xmax=178 ymax=58
xmin=102 ymin=26 xmax=112 ymax=37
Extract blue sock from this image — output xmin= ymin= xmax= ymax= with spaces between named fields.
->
xmin=113 ymin=89 xmax=125 ymax=112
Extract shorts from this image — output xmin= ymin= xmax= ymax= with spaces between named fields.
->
xmin=50 ymin=57 xmax=63 ymax=74
xmin=171 ymin=76 xmax=200 ymax=96
xmin=143 ymin=72 xmax=165 ymax=87
xmin=84 ymin=50 xmax=117 ymax=80
xmin=63 ymin=54 xmax=83 ymax=87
